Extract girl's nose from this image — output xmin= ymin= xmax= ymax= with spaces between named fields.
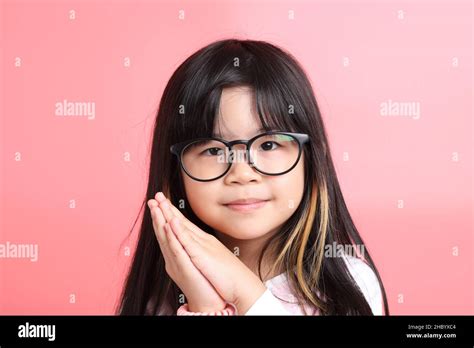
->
xmin=223 ymin=144 xmax=262 ymax=184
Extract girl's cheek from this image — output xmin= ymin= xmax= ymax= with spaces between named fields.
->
xmin=183 ymin=181 xmax=221 ymax=215
xmin=274 ymin=178 xmax=305 ymax=212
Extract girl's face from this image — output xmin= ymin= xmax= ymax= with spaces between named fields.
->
xmin=182 ymin=86 xmax=305 ymax=242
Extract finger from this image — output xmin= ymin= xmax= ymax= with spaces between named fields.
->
xmin=148 ymin=199 xmax=169 ymax=253
xmin=169 ymin=216 xmax=201 ymax=260
xmin=167 ymin=204 xmax=197 ymax=231
xmin=160 ymin=199 xmax=208 ymax=240
xmin=154 ymin=192 xmax=209 ymax=240
xmin=154 ymin=192 xmax=196 ymax=231
xmin=158 ymin=199 xmax=176 ymax=224
xmin=152 ymin=209 xmax=177 ymax=266
xmin=159 ymin=199 xmax=203 ymax=240
xmin=164 ymin=222 xmax=221 ymax=299
xmin=165 ymin=202 xmax=200 ymax=235
xmin=155 ymin=191 xmax=166 ymax=204
xmin=163 ymin=222 xmax=194 ymax=267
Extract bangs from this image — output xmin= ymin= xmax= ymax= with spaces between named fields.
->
xmin=180 ymin=84 xmax=304 ymax=142
xmin=170 ymin=39 xmax=310 ymax=144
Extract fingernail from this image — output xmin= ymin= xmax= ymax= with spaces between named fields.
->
xmin=157 ymin=192 xmax=165 ymax=201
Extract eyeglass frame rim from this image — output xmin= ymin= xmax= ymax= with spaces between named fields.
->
xmin=169 ymin=131 xmax=310 ymax=182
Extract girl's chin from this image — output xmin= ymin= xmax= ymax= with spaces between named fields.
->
xmin=215 ymin=226 xmax=275 ymax=241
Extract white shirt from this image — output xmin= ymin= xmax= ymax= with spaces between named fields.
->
xmin=244 ymin=255 xmax=384 ymax=315
xmin=149 ymin=255 xmax=384 ymax=315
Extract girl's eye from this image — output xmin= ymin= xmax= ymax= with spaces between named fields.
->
xmin=259 ymin=141 xmax=280 ymax=151
xmin=202 ymin=147 xmax=224 ymax=156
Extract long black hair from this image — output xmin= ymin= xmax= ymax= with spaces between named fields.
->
xmin=117 ymin=38 xmax=389 ymax=315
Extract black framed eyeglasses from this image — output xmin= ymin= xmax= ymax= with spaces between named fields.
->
xmin=170 ymin=131 xmax=310 ymax=182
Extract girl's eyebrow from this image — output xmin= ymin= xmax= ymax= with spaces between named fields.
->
xmin=213 ymin=126 xmax=278 ymax=138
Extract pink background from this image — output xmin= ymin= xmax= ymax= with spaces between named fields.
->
xmin=0 ymin=0 xmax=472 ymax=314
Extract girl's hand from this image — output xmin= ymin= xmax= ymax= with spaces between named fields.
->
xmin=147 ymin=197 xmax=227 ymax=313
xmin=155 ymin=192 xmax=267 ymax=315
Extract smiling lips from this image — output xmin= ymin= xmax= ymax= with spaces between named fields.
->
xmin=223 ymin=198 xmax=269 ymax=212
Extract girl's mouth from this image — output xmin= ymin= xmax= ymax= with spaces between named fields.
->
xmin=223 ymin=200 xmax=269 ymax=212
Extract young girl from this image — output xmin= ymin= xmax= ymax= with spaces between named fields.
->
xmin=117 ymin=39 xmax=389 ymax=316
